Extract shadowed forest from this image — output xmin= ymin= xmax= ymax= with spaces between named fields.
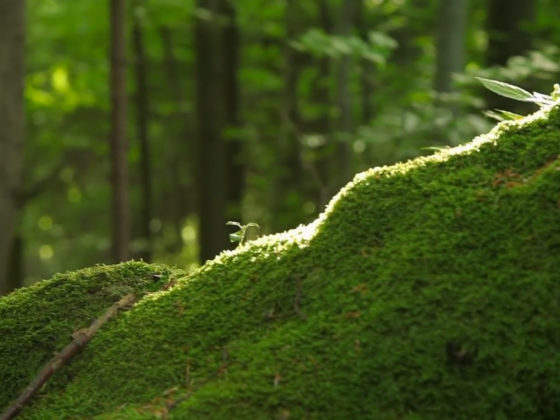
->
xmin=1 ymin=0 xmax=559 ymax=294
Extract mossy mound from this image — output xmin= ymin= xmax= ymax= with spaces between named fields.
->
xmin=2 ymin=104 xmax=560 ymax=419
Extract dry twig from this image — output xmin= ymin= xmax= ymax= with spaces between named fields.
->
xmin=0 ymin=293 xmax=136 ymax=420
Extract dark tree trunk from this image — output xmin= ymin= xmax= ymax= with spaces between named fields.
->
xmin=486 ymin=0 xmax=535 ymax=66
xmin=109 ymin=0 xmax=130 ymax=262
xmin=434 ymin=0 xmax=469 ymax=94
xmin=158 ymin=26 xmax=191 ymax=251
xmin=313 ymin=0 xmax=332 ymax=206
xmin=485 ymin=0 xmax=536 ymax=110
xmin=335 ymin=0 xmax=355 ymax=188
xmin=0 ymin=0 xmax=25 ymax=295
xmin=132 ymin=1 xmax=152 ymax=262
xmin=7 ymin=234 xmax=23 ymax=292
xmin=222 ymin=0 xmax=244 ymax=222
xmin=271 ymin=0 xmax=305 ymax=231
xmin=356 ymin=0 xmax=374 ymax=123
xmin=195 ymin=0 xmax=230 ymax=262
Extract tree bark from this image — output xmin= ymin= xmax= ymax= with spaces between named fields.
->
xmin=313 ymin=0 xmax=332 ymax=206
xmin=356 ymin=0 xmax=374 ymax=123
xmin=110 ymin=0 xmax=130 ymax=262
xmin=158 ymin=26 xmax=192 ymax=252
xmin=270 ymin=0 xmax=305 ymax=231
xmin=335 ymin=0 xmax=354 ymax=188
xmin=7 ymin=235 xmax=24 ymax=293
xmin=485 ymin=0 xmax=536 ymax=110
xmin=132 ymin=1 xmax=152 ymax=262
xmin=434 ymin=0 xmax=469 ymax=94
xmin=486 ymin=0 xmax=535 ymax=67
xmin=222 ymin=0 xmax=244 ymax=223
xmin=0 ymin=0 xmax=25 ymax=295
xmin=195 ymin=0 xmax=230 ymax=262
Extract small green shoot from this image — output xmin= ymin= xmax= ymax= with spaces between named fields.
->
xmin=226 ymin=221 xmax=260 ymax=246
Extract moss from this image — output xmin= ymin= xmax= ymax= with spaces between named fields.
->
xmin=2 ymin=103 xmax=560 ymax=419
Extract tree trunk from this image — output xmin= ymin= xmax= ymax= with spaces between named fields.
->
xmin=313 ymin=0 xmax=332 ymax=206
xmin=132 ymin=1 xmax=152 ymax=262
xmin=356 ymin=0 xmax=374 ymax=123
xmin=335 ymin=0 xmax=354 ymax=188
xmin=158 ymin=26 xmax=192 ymax=252
xmin=271 ymin=0 xmax=305 ymax=231
xmin=7 ymin=234 xmax=24 ymax=292
xmin=434 ymin=0 xmax=469 ymax=94
xmin=485 ymin=0 xmax=536 ymax=110
xmin=0 ymin=0 xmax=25 ymax=295
xmin=195 ymin=0 xmax=229 ymax=262
xmin=110 ymin=0 xmax=130 ymax=262
xmin=486 ymin=0 xmax=535 ymax=66
xmin=222 ymin=0 xmax=244 ymax=223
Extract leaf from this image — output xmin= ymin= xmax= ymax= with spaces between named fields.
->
xmin=229 ymin=232 xmax=243 ymax=243
xmin=483 ymin=109 xmax=523 ymax=122
xmin=476 ymin=77 xmax=534 ymax=102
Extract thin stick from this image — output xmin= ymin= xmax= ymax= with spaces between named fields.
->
xmin=0 ymin=293 xmax=136 ymax=420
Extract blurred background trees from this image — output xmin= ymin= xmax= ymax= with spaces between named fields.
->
xmin=2 ymin=0 xmax=559 ymax=294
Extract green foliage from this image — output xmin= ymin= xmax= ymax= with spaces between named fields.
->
xmin=18 ymin=0 xmax=560 ymax=286
xmin=2 ymin=104 xmax=560 ymax=418
xmin=293 ymin=28 xmax=397 ymax=65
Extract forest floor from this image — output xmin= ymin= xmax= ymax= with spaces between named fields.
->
xmin=2 ymin=103 xmax=560 ymax=419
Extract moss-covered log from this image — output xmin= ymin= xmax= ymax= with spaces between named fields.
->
xmin=2 ymin=103 xmax=560 ymax=418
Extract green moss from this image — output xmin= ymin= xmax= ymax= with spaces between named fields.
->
xmin=2 ymin=103 xmax=560 ymax=419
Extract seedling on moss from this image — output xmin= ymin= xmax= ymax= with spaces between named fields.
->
xmin=226 ymin=221 xmax=259 ymax=246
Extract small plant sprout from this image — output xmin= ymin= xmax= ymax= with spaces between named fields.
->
xmin=226 ymin=221 xmax=260 ymax=246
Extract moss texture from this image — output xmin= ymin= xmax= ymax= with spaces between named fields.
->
xmin=2 ymin=103 xmax=560 ymax=419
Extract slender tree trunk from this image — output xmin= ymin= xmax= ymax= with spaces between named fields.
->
xmin=132 ymin=1 xmax=152 ymax=262
xmin=110 ymin=0 xmax=130 ymax=262
xmin=356 ymin=0 xmax=374 ymax=123
xmin=7 ymin=234 xmax=24 ymax=292
xmin=335 ymin=0 xmax=354 ymax=187
xmin=222 ymin=0 xmax=244 ymax=222
xmin=195 ymin=0 xmax=229 ymax=262
xmin=434 ymin=0 xmax=468 ymax=94
xmin=270 ymin=0 xmax=305 ymax=231
xmin=485 ymin=0 xmax=535 ymax=110
xmin=0 ymin=0 xmax=25 ymax=295
xmin=486 ymin=0 xmax=535 ymax=66
xmin=158 ymin=26 xmax=191 ymax=251
xmin=313 ymin=0 xmax=332 ymax=206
